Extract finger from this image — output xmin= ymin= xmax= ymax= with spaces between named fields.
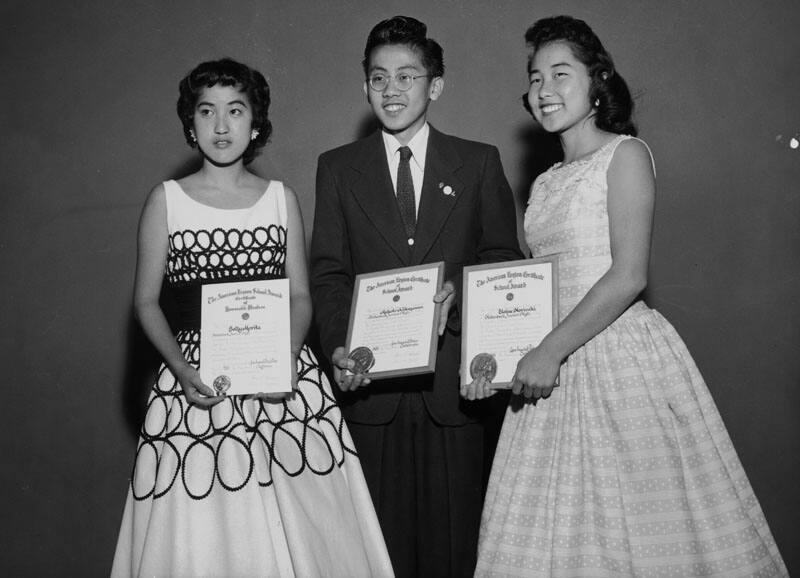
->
xmin=523 ymin=385 xmax=534 ymax=399
xmin=438 ymin=308 xmax=448 ymax=336
xmin=338 ymin=374 xmax=354 ymax=391
xmin=350 ymin=374 xmax=371 ymax=389
xmin=474 ymin=376 xmax=487 ymax=400
xmin=337 ymin=357 xmax=355 ymax=371
xmin=194 ymin=383 xmax=217 ymax=398
xmin=191 ymin=394 xmax=224 ymax=407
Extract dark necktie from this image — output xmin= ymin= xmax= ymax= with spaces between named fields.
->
xmin=396 ymin=146 xmax=416 ymax=239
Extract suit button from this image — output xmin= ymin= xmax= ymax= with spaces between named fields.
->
xmin=407 ymin=238 xmax=415 ymax=246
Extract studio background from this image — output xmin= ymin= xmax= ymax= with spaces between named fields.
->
xmin=1 ymin=0 xmax=797 ymax=575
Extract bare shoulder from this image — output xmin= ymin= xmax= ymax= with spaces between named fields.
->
xmin=281 ymin=182 xmax=299 ymax=203
xmin=281 ymin=183 xmax=306 ymax=220
xmin=142 ymin=181 xmax=168 ymax=211
xmin=607 ymin=137 xmax=656 ymax=204
xmin=610 ymin=137 xmax=654 ymax=174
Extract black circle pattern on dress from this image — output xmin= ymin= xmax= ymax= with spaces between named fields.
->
xmin=166 ymin=225 xmax=287 ymax=285
xmin=129 ymin=222 xmax=356 ymax=500
xmin=131 ymin=337 xmax=355 ymax=501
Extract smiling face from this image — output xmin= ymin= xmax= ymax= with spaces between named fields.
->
xmin=527 ymin=41 xmax=594 ymax=137
xmin=192 ymin=84 xmax=253 ymax=166
xmin=364 ymin=43 xmax=443 ymax=145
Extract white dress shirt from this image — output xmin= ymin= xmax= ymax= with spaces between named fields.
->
xmin=381 ymin=123 xmax=429 ymax=219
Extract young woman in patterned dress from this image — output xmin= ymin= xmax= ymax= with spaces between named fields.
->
xmin=111 ymin=58 xmax=392 ymax=578
xmin=465 ymin=16 xmax=787 ymax=578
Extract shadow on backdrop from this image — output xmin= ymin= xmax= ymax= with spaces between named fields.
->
xmin=356 ymin=114 xmax=382 ymax=140
xmin=121 ymin=154 xmax=204 ymax=439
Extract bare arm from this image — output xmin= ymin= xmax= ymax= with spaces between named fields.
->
xmin=283 ymin=185 xmax=312 ymax=358
xmin=511 ymin=138 xmax=656 ymax=398
xmin=133 ymin=183 xmax=221 ymax=407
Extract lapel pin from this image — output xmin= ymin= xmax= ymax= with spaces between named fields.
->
xmin=438 ymin=183 xmax=455 ymax=197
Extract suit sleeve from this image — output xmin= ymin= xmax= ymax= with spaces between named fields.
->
xmin=477 ymin=145 xmax=525 ymax=265
xmin=446 ymin=145 xmax=524 ymax=333
xmin=309 ymin=154 xmax=353 ymax=361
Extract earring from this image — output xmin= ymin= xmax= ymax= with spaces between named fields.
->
xmin=189 ymin=130 xmax=197 ymax=144
xmin=251 ymin=129 xmax=259 ymax=141
xmin=594 ymin=99 xmax=600 ymax=108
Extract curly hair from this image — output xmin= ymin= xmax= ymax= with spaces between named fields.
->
xmin=362 ymin=15 xmax=444 ymax=78
xmin=525 ymin=16 xmax=636 ymax=136
xmin=176 ymin=58 xmax=272 ymax=164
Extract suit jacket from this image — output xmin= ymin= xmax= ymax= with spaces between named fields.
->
xmin=310 ymin=126 xmax=523 ymax=426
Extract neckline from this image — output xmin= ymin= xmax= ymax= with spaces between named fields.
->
xmin=170 ymin=179 xmax=273 ymax=211
xmin=552 ymin=134 xmax=626 ymax=171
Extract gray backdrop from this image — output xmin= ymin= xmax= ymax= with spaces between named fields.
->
xmin=1 ymin=0 xmax=797 ymax=575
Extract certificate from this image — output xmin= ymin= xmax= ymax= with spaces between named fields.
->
xmin=461 ymin=256 xmax=559 ymax=388
xmin=345 ymin=262 xmax=444 ymax=380
xmin=200 ymin=279 xmax=292 ymax=396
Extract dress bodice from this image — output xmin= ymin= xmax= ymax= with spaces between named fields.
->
xmin=523 ymin=135 xmax=647 ymax=318
xmin=163 ymin=179 xmax=288 ymax=328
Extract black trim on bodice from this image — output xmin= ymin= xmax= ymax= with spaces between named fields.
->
xmin=166 ymin=225 xmax=287 ymax=329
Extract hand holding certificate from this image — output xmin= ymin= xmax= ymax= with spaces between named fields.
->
xmin=200 ymin=279 xmax=292 ymax=396
xmin=344 ymin=262 xmax=444 ymax=380
xmin=461 ymin=257 xmax=559 ymax=388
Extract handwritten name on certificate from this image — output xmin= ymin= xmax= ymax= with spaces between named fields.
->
xmin=461 ymin=257 xmax=558 ymax=387
xmin=345 ymin=262 xmax=444 ymax=380
xmin=200 ymin=279 xmax=291 ymax=396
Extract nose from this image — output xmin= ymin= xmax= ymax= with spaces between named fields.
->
xmin=214 ymin=115 xmax=228 ymax=134
xmin=382 ymin=76 xmax=402 ymax=96
xmin=537 ymin=77 xmax=553 ymax=99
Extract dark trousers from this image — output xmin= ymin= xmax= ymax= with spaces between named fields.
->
xmin=348 ymin=393 xmax=485 ymax=578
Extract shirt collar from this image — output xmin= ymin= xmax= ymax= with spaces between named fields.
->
xmin=381 ymin=123 xmax=429 ymax=171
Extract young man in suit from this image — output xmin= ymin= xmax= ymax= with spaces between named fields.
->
xmin=310 ymin=16 xmax=523 ymax=577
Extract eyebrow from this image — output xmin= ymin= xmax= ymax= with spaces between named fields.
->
xmin=368 ymin=64 xmax=421 ymax=74
xmin=529 ymin=61 xmax=574 ymax=74
xmin=195 ymin=99 xmax=249 ymax=108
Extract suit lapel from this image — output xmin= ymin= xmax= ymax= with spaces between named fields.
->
xmin=349 ymin=131 xmax=413 ymax=263
xmin=412 ymin=127 xmax=464 ymax=263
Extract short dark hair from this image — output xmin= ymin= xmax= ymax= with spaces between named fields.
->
xmin=362 ymin=16 xmax=444 ymax=78
xmin=525 ymin=15 xmax=637 ymax=136
xmin=176 ymin=58 xmax=272 ymax=164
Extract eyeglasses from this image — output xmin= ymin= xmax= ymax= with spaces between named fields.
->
xmin=367 ymin=73 xmax=431 ymax=92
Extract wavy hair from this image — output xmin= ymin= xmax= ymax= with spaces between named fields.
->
xmin=177 ymin=58 xmax=272 ymax=164
xmin=362 ymin=15 xmax=444 ymax=78
xmin=525 ymin=16 xmax=636 ymax=136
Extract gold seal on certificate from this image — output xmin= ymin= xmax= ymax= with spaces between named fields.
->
xmin=200 ymin=278 xmax=293 ymax=396
xmin=469 ymin=353 xmax=497 ymax=382
xmin=213 ymin=375 xmax=231 ymax=395
xmin=461 ymin=256 xmax=559 ymax=388
xmin=348 ymin=346 xmax=375 ymax=374
xmin=345 ymin=262 xmax=444 ymax=380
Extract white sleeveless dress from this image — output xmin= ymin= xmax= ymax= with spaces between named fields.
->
xmin=111 ymin=180 xmax=393 ymax=577
xmin=476 ymin=136 xmax=786 ymax=577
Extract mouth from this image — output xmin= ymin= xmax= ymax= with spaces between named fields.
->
xmin=383 ymin=103 xmax=406 ymax=113
xmin=540 ymin=104 xmax=563 ymax=114
xmin=213 ymin=139 xmax=232 ymax=147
